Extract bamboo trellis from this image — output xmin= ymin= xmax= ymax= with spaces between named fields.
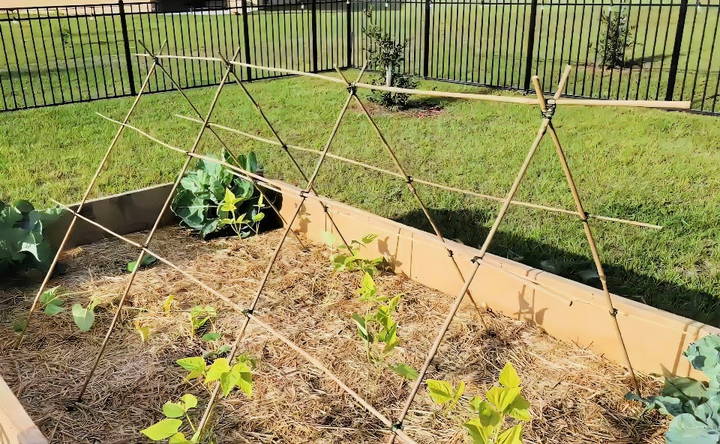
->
xmin=17 ymin=44 xmax=690 ymax=442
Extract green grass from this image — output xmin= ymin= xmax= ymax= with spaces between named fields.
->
xmin=1 ymin=4 xmax=718 ymax=111
xmin=1 ymin=70 xmax=719 ymax=326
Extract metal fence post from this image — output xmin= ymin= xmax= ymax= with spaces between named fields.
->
xmin=523 ymin=0 xmax=538 ymax=91
xmin=665 ymin=0 xmax=689 ymax=101
xmin=241 ymin=0 xmax=252 ymax=80
xmin=118 ymin=0 xmax=137 ymax=95
xmin=346 ymin=0 xmax=352 ymax=68
xmin=422 ymin=0 xmax=431 ymax=77
xmin=311 ymin=0 xmax=319 ymax=72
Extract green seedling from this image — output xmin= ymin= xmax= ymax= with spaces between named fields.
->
xmin=127 ymin=254 xmax=157 ymax=272
xmin=188 ymin=305 xmax=217 ymax=335
xmin=176 ymin=355 xmax=254 ymax=398
xmin=141 ymin=393 xmax=200 ymax=443
xmin=40 ymin=286 xmax=65 ymax=315
xmin=324 ymin=232 xmax=385 ymax=276
xmin=72 ymin=300 xmax=97 ymax=332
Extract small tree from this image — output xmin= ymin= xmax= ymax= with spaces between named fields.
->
xmin=598 ymin=6 xmax=634 ymax=68
xmin=363 ymin=8 xmax=418 ymax=110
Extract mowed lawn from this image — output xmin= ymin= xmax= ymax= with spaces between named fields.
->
xmin=1 ymin=70 xmax=718 ymax=326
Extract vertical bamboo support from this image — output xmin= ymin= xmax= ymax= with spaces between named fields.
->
xmin=193 ymin=69 xmax=366 ymax=438
xmin=75 ymin=48 xmax=243 ymax=401
xmin=334 ymin=68 xmax=486 ymax=319
xmin=531 ymin=68 xmax=640 ymax=394
xmin=15 ymin=41 xmax=168 ymax=348
xmin=388 ymin=68 xmax=574 ymax=440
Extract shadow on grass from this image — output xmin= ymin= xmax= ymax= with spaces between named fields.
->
xmin=394 ymin=207 xmax=720 ymax=327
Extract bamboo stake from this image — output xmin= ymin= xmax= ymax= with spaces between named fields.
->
xmin=14 ymin=41 xmax=168 ymax=348
xmin=75 ymin=48 xmax=243 ymax=402
xmin=48 ymin=201 xmax=416 ymax=444
xmin=131 ymin=53 xmax=691 ymax=110
xmin=174 ymin=114 xmax=662 ymax=230
xmin=193 ymin=68 xmax=365 ymax=439
xmin=334 ymin=68 xmax=487 ymax=321
xmin=531 ymin=70 xmax=640 ymax=394
xmin=388 ymin=68 xmax=574 ymax=440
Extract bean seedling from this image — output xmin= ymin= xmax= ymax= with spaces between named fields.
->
xmin=188 ymin=305 xmax=217 ymax=336
xmin=141 ymin=393 xmax=200 ymax=443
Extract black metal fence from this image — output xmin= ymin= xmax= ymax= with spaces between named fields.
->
xmin=1 ymin=0 xmax=719 ymax=114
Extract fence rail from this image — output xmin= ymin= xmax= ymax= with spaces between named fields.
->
xmin=1 ymin=0 xmax=718 ymax=114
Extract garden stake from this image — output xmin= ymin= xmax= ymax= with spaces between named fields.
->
xmin=136 ymin=43 xmax=308 ymax=250
xmin=49 ymin=201 xmax=416 ymax=443
xmin=193 ymin=68 xmax=368 ymax=439
xmin=222 ymin=56 xmax=366 ymax=252
xmin=335 ymin=67 xmax=487 ymax=321
xmin=531 ymin=71 xmax=640 ymax=395
xmin=75 ymin=48 xmax=243 ymax=402
xmin=14 ymin=40 xmax=168 ymax=348
xmin=175 ymin=114 xmax=661 ymax=230
xmin=387 ymin=67 xmax=574 ymax=441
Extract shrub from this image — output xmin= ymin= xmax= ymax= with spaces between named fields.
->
xmin=0 ymin=199 xmax=63 ymax=276
xmin=171 ymin=150 xmax=270 ymax=239
xmin=363 ymin=8 xmax=418 ymax=110
xmin=598 ymin=7 xmax=633 ymax=68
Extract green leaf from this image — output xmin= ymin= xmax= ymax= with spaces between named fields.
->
xmin=202 ymin=332 xmax=221 ymax=342
xmin=40 ymin=286 xmax=64 ymax=315
xmin=134 ymin=321 xmax=151 ymax=343
xmin=391 ymin=363 xmax=418 ymax=380
xmin=219 ymin=188 xmax=238 ymax=212
xmin=360 ymin=233 xmax=378 ymax=244
xmin=176 ymin=357 xmax=206 ymax=380
xmin=181 ymin=394 xmax=198 ymax=410
xmin=71 ymin=303 xmax=95 ymax=332
xmin=352 ymin=313 xmax=371 ymax=343
xmin=168 ymin=432 xmax=193 ymax=444
xmin=486 ymin=386 xmax=521 ymax=413
xmin=205 ymin=358 xmax=231 ymax=383
xmin=666 ymin=414 xmax=720 ymax=444
xmin=162 ymin=294 xmax=175 ymax=313
xmin=127 ymin=254 xmax=157 ymax=272
xmin=497 ymin=424 xmax=524 ymax=444
xmin=140 ymin=418 xmax=182 ymax=441
xmin=464 ymin=418 xmax=491 ymax=444
xmin=251 ymin=212 xmax=265 ymax=223
xmin=322 ymin=231 xmax=339 ymax=247
xmin=426 ymin=379 xmax=454 ymax=405
xmin=162 ymin=402 xmax=186 ymax=418
xmin=507 ymin=393 xmax=532 ymax=421
xmin=498 ymin=362 xmax=521 ymax=388
xmin=470 ymin=398 xmax=502 ymax=428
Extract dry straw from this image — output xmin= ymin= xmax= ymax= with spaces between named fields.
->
xmin=17 ymin=45 xmax=689 ymax=441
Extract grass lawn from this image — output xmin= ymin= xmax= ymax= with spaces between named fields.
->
xmin=1 ymin=69 xmax=719 ymax=326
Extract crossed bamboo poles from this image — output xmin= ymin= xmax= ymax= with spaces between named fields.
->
xmin=14 ymin=47 xmax=674 ymax=440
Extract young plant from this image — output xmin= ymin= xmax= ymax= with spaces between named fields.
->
xmin=426 ymin=363 xmax=531 ymax=444
xmin=324 ymin=232 xmax=385 ymax=276
xmin=127 ymin=254 xmax=157 ymax=272
xmin=597 ymin=6 xmax=634 ymax=68
xmin=626 ymin=334 xmax=720 ymax=443
xmin=0 ymin=199 xmax=64 ymax=276
xmin=352 ymin=294 xmax=402 ymax=360
xmin=188 ymin=305 xmax=217 ymax=336
xmin=176 ymin=355 xmax=254 ymax=398
xmin=72 ymin=300 xmax=97 ymax=332
xmin=39 ymin=286 xmax=65 ymax=315
xmin=363 ymin=7 xmax=418 ymax=109
xmin=141 ymin=393 xmax=200 ymax=443
xmin=171 ymin=150 xmax=271 ymax=239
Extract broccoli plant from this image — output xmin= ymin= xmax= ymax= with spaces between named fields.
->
xmin=171 ymin=150 xmax=271 ymax=239
xmin=626 ymin=334 xmax=720 ymax=443
xmin=426 ymin=363 xmax=531 ymax=444
xmin=0 ymin=199 xmax=63 ymax=276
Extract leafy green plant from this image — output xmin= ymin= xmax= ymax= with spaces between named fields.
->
xmin=176 ymin=355 xmax=254 ymax=398
xmin=426 ymin=363 xmax=531 ymax=444
xmin=141 ymin=393 xmax=200 ymax=443
xmin=171 ymin=150 xmax=270 ymax=239
xmin=72 ymin=300 xmax=97 ymax=332
xmin=127 ymin=254 xmax=157 ymax=272
xmin=39 ymin=286 xmax=65 ymax=315
xmin=0 ymin=199 xmax=63 ymax=276
xmin=626 ymin=334 xmax=720 ymax=443
xmin=188 ymin=305 xmax=217 ymax=336
xmin=324 ymin=232 xmax=385 ymax=276
xmin=597 ymin=6 xmax=634 ymax=68
xmin=363 ymin=7 xmax=418 ymax=109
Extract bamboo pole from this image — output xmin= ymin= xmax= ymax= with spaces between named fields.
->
xmin=131 ymin=53 xmax=691 ymax=110
xmin=14 ymin=41 xmax=168 ymax=348
xmin=174 ymin=114 xmax=662 ymax=231
xmin=388 ymin=68 xmax=574 ymax=440
xmin=75 ymin=48 xmax=243 ymax=402
xmin=47 ymin=201 xmax=416 ymax=444
xmin=193 ymin=68 xmax=366 ymax=439
xmin=531 ymin=71 xmax=640 ymax=394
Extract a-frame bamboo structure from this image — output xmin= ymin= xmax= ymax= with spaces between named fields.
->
xmin=16 ymin=43 xmax=690 ymax=442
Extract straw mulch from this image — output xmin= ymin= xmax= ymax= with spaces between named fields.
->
xmin=0 ymin=226 xmax=667 ymax=443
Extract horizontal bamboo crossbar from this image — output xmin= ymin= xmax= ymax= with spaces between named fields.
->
xmin=173 ymin=114 xmax=661 ymax=230
xmin=133 ymin=53 xmax=691 ymax=110
xmin=49 ymin=199 xmax=417 ymax=444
